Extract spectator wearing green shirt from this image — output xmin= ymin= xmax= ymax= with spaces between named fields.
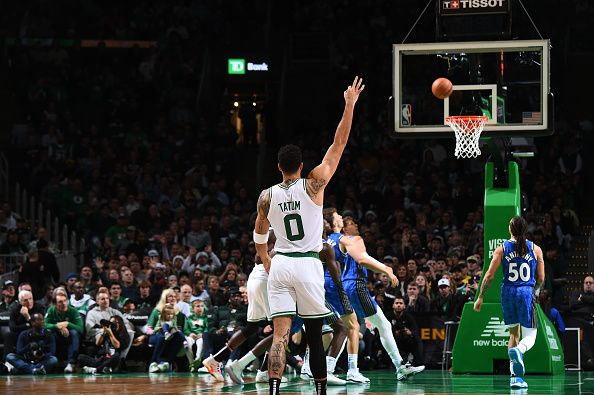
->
xmin=185 ymin=299 xmax=208 ymax=371
xmin=44 ymin=293 xmax=83 ymax=373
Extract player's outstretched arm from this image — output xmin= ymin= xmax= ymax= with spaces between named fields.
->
xmin=306 ymin=77 xmax=364 ymax=203
xmin=341 ymin=236 xmax=398 ymax=287
xmin=473 ymin=246 xmax=503 ymax=312
xmin=254 ymin=189 xmax=272 ymax=272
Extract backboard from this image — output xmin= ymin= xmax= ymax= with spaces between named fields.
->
xmin=393 ymin=39 xmax=552 ymax=138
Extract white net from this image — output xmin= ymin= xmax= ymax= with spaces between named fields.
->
xmin=445 ymin=116 xmax=488 ymax=159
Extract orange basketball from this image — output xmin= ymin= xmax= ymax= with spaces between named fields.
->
xmin=432 ymin=78 xmax=453 ymax=99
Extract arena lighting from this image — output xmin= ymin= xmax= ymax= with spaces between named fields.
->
xmin=233 ymin=101 xmax=239 ymax=107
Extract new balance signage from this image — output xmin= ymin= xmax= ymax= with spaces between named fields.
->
xmin=441 ymin=0 xmax=508 ymax=15
xmin=473 ymin=316 xmax=509 ymax=347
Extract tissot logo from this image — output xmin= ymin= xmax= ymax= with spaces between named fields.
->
xmin=443 ymin=0 xmax=505 ymax=9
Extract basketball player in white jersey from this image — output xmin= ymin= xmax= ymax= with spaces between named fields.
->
xmin=253 ymin=76 xmax=364 ymax=395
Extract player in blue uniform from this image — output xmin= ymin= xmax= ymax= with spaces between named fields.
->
xmin=326 ymin=210 xmax=425 ymax=381
xmin=474 ymin=216 xmax=545 ymax=389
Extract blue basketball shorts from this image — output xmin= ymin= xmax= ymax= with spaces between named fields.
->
xmin=344 ymin=279 xmax=378 ymax=319
xmin=324 ymin=278 xmax=354 ymax=316
xmin=501 ymin=285 xmax=536 ymax=328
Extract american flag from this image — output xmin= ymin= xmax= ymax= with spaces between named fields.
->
xmin=522 ymin=111 xmax=542 ymax=124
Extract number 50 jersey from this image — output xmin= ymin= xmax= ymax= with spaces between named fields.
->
xmin=501 ymin=239 xmax=537 ymax=287
xmin=267 ymin=179 xmax=323 ymax=254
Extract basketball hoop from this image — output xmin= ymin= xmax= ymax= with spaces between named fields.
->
xmin=445 ymin=116 xmax=488 ymax=159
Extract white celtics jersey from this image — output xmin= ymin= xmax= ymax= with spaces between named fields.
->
xmin=267 ymin=178 xmax=323 ymax=253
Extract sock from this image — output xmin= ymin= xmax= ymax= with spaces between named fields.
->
xmin=315 ymin=378 xmax=327 ymax=395
xmin=326 ymin=356 xmax=337 ymax=374
xmin=237 ymin=350 xmax=257 ymax=371
xmin=195 ymin=338 xmax=203 ymax=360
xmin=269 ymin=377 xmax=281 ymax=395
xmin=213 ymin=346 xmax=231 ymax=363
xmin=367 ymin=309 xmax=403 ymax=368
xmin=517 ymin=327 xmax=537 ymax=354
xmin=260 ymin=352 xmax=269 ymax=373
xmin=348 ymin=354 xmax=358 ymax=371
xmin=302 ymin=348 xmax=310 ymax=372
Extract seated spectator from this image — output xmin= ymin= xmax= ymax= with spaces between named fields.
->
xmin=539 ymin=289 xmax=565 ymax=336
xmin=70 ymin=281 xmax=93 ymax=316
xmin=207 ymin=276 xmax=226 ymax=307
xmin=386 ymin=296 xmax=424 ymax=366
xmin=178 ymin=284 xmax=193 ymax=316
xmin=454 ymin=274 xmax=480 ymax=319
xmin=0 ymin=280 xmax=18 ymax=312
xmin=6 ymin=290 xmax=46 ymax=357
xmin=44 ymin=293 xmax=84 ymax=373
xmin=77 ymin=315 xmax=130 ymax=374
xmin=430 ymin=278 xmax=458 ymax=320
xmin=86 ymin=291 xmax=130 ymax=343
xmin=120 ymin=268 xmax=137 ymax=299
xmin=147 ymin=301 xmax=186 ymax=373
xmin=109 ymin=282 xmax=129 ymax=310
xmin=135 ymin=280 xmax=156 ymax=313
xmin=206 ymin=288 xmax=247 ymax=361
xmin=568 ymin=275 xmax=594 ymax=365
xmin=415 ymin=274 xmax=432 ymax=301
xmin=79 ymin=265 xmax=95 ymax=294
xmin=186 ymin=299 xmax=208 ymax=371
xmin=35 ymin=284 xmax=55 ymax=309
xmin=65 ymin=273 xmax=79 ymax=294
xmin=466 ymin=254 xmax=481 ymax=276
xmin=405 ymin=282 xmax=429 ymax=313
xmin=6 ymin=313 xmax=58 ymax=374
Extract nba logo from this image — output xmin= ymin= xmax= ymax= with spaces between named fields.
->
xmin=402 ymin=104 xmax=412 ymax=126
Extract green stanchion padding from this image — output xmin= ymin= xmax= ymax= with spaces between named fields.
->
xmin=451 ymin=161 xmax=564 ymax=374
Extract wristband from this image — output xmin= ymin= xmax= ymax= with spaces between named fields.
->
xmin=253 ymin=230 xmax=269 ymax=244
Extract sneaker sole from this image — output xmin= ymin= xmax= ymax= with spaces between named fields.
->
xmin=224 ymin=365 xmax=245 ymax=385
xmin=509 ymin=349 xmax=525 ymax=377
xmin=347 ymin=378 xmax=370 ymax=384
xmin=510 ymin=382 xmax=528 ymax=388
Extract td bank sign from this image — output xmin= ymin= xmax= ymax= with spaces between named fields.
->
xmin=228 ymin=58 xmax=269 ymax=75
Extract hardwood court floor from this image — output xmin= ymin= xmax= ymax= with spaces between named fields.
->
xmin=1 ymin=369 xmax=591 ymax=394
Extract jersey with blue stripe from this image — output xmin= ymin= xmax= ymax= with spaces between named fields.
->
xmin=501 ymin=239 xmax=537 ymax=287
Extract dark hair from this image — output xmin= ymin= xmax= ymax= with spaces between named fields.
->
xmin=509 ymin=216 xmax=528 ymax=256
xmin=277 ymin=144 xmax=302 ymax=174
xmin=323 ymin=207 xmax=337 ymax=228
xmin=110 ymin=315 xmax=128 ymax=340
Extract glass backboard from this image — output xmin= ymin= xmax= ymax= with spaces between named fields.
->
xmin=393 ymin=39 xmax=552 ymax=137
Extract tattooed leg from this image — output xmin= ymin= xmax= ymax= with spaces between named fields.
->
xmin=269 ymin=316 xmax=292 ymax=379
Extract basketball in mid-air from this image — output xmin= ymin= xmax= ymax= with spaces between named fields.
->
xmin=431 ymin=78 xmax=453 ymax=99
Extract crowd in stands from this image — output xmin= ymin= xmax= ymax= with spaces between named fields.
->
xmin=0 ymin=0 xmax=591 ymax=375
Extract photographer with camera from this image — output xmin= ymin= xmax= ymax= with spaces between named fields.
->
xmin=77 ymin=315 xmax=129 ymax=374
xmin=6 ymin=313 xmax=58 ymax=374
xmin=86 ymin=291 xmax=131 ymax=343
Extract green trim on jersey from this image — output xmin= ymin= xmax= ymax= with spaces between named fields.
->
xmin=276 ymin=251 xmax=320 ymax=259
xmin=278 ymin=179 xmax=300 ymax=190
xmin=271 ymin=310 xmax=296 ymax=318
xmin=298 ymin=311 xmax=334 ymax=319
